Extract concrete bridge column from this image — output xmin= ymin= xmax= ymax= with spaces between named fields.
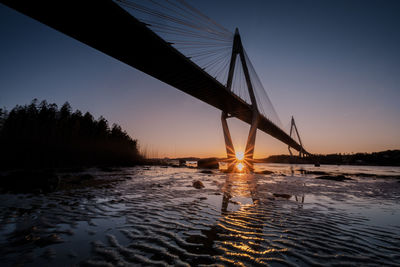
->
xmin=221 ymin=111 xmax=236 ymax=171
xmin=244 ymin=110 xmax=259 ymax=170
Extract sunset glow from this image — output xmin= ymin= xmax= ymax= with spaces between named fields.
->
xmin=236 ymin=151 xmax=244 ymax=161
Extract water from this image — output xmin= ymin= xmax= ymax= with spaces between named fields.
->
xmin=0 ymin=164 xmax=399 ymax=266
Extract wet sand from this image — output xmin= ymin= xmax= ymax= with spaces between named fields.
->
xmin=0 ymin=164 xmax=399 ymax=266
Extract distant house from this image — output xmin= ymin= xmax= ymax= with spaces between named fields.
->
xmin=185 ymin=161 xmax=198 ymax=168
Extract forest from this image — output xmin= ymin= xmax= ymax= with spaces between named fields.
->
xmin=0 ymin=99 xmax=142 ymax=170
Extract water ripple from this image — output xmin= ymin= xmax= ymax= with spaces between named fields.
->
xmin=0 ymin=165 xmax=399 ymax=266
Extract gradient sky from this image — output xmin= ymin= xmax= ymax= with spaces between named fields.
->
xmin=1 ymin=0 xmax=399 ymax=158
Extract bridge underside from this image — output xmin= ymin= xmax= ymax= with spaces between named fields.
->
xmin=1 ymin=0 xmax=309 ymax=155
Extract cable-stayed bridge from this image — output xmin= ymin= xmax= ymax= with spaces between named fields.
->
xmin=1 ymin=0 xmax=311 ymax=169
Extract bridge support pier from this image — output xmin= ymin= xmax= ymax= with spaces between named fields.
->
xmin=221 ymin=110 xmax=259 ymax=172
xmin=244 ymin=110 xmax=259 ymax=171
xmin=221 ymin=28 xmax=260 ymax=172
xmin=221 ymin=111 xmax=236 ymax=171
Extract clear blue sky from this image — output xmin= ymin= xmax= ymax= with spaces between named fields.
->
xmin=0 ymin=0 xmax=399 ymax=157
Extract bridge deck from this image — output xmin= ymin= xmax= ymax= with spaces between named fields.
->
xmin=1 ymin=0 xmax=308 ymax=154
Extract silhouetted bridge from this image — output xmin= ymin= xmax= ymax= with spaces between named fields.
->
xmin=1 ymin=0 xmax=311 ymax=169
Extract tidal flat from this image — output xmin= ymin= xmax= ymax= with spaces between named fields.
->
xmin=0 ymin=164 xmax=399 ymax=266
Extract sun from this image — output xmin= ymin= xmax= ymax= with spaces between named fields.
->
xmin=235 ymin=151 xmax=244 ymax=161
xmin=236 ymin=162 xmax=244 ymax=171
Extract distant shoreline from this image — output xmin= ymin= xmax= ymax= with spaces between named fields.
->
xmin=258 ymin=150 xmax=400 ymax=167
xmin=153 ymin=149 xmax=400 ymax=168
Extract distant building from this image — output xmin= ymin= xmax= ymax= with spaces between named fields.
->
xmin=185 ymin=161 xmax=198 ymax=168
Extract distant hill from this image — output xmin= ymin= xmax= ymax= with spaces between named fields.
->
xmin=259 ymin=150 xmax=400 ymax=166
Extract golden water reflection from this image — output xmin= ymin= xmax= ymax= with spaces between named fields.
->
xmin=188 ymin=173 xmax=303 ymax=264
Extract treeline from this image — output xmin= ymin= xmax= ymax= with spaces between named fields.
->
xmin=0 ymin=99 xmax=143 ymax=169
xmin=262 ymin=150 xmax=400 ymax=166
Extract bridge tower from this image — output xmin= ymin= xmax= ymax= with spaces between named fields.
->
xmin=222 ymin=28 xmax=259 ymax=172
xmin=288 ymin=116 xmax=305 ymax=158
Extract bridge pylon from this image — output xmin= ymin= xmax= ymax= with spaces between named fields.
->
xmin=222 ymin=28 xmax=259 ymax=172
xmin=288 ymin=116 xmax=306 ymax=158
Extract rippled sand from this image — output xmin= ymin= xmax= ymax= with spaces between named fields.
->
xmin=0 ymin=164 xmax=399 ymax=266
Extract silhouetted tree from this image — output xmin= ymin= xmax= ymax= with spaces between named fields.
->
xmin=0 ymin=99 xmax=143 ymax=169
xmin=0 ymin=108 xmax=6 ymax=130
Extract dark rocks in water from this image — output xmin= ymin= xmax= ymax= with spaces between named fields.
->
xmin=316 ymin=175 xmax=353 ymax=181
xmin=193 ymin=180 xmax=205 ymax=189
xmin=298 ymin=168 xmax=306 ymax=174
xmin=186 ymin=234 xmax=207 ymax=244
xmin=98 ymin=166 xmax=119 ymax=172
xmin=311 ymin=171 xmax=329 ymax=175
xmin=273 ymin=193 xmax=292 ymax=199
xmin=197 ymin=158 xmax=219 ymax=169
xmin=67 ymin=250 xmax=78 ymax=258
xmin=297 ymin=170 xmax=331 ymax=175
xmin=305 ymin=170 xmax=330 ymax=175
xmin=66 ymin=167 xmax=86 ymax=173
xmin=40 ymin=248 xmax=56 ymax=260
xmin=35 ymin=234 xmax=63 ymax=247
xmin=351 ymin=172 xmax=378 ymax=178
xmin=255 ymin=170 xmax=274 ymax=175
xmin=200 ymin=170 xmax=213 ymax=174
xmin=0 ymin=170 xmax=60 ymax=193
xmin=79 ymin=174 xmax=94 ymax=180
xmin=66 ymin=174 xmax=93 ymax=185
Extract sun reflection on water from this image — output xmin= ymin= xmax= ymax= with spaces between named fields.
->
xmin=236 ymin=162 xmax=244 ymax=171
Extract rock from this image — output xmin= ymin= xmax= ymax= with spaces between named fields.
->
xmin=255 ymin=170 xmax=274 ymax=175
xmin=200 ymin=170 xmax=213 ymax=174
xmin=44 ymin=175 xmax=60 ymax=192
xmin=40 ymin=248 xmax=56 ymax=259
xmin=80 ymin=174 xmax=94 ymax=180
xmin=193 ymin=180 xmax=205 ymax=189
xmin=99 ymin=166 xmax=119 ymax=172
xmin=67 ymin=250 xmax=78 ymax=258
xmin=229 ymin=200 xmax=240 ymax=205
xmin=316 ymin=175 xmax=352 ymax=181
xmin=305 ymin=171 xmax=330 ymax=175
xmin=273 ymin=193 xmax=292 ymax=199
xmin=35 ymin=234 xmax=63 ymax=247
xmin=197 ymin=158 xmax=219 ymax=169
xmin=0 ymin=170 xmax=59 ymax=193
xmin=351 ymin=172 xmax=378 ymax=177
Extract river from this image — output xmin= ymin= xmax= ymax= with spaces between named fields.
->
xmin=0 ymin=163 xmax=399 ymax=266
